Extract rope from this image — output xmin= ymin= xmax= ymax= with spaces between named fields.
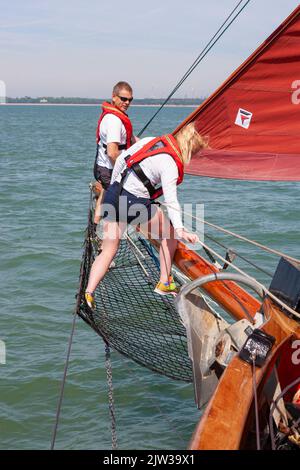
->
xmin=50 ymin=192 xmax=93 ymax=450
xmin=205 ymin=233 xmax=273 ymax=278
xmin=137 ymin=0 xmax=251 ymax=136
xmin=197 ymin=238 xmax=300 ymax=320
xmin=50 ymin=313 xmax=77 ymax=450
xmin=269 ymin=376 xmax=300 ymax=450
xmin=126 ymin=232 xmax=179 ymax=312
xmin=194 ymin=214 xmax=300 ymax=265
xmin=124 ymin=232 xmax=146 ymax=259
xmin=252 ymin=352 xmax=261 ymax=450
xmin=161 ymin=202 xmax=300 ymax=264
xmin=160 ymin=201 xmax=300 ymax=319
xmin=202 ymin=243 xmax=219 ymax=266
xmin=104 ymin=342 xmax=118 ymax=450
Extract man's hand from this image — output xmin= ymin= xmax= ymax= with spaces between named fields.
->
xmin=175 ymin=227 xmax=199 ymax=244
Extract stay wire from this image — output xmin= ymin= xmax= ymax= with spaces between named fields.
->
xmin=50 ymin=191 xmax=92 ymax=450
xmin=161 ymin=201 xmax=300 ymax=265
xmin=50 ymin=314 xmax=77 ymax=450
xmin=168 ymin=0 xmax=249 ymax=100
xmin=204 ymin=232 xmax=273 ymax=278
xmin=138 ymin=0 xmax=251 ymax=137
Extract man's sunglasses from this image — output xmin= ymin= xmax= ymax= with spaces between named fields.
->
xmin=118 ymin=96 xmax=133 ymax=103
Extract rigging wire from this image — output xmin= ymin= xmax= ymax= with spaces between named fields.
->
xmin=196 ymin=238 xmax=300 ymax=320
xmin=200 ymin=217 xmax=300 ymax=264
xmin=50 ymin=193 xmax=92 ymax=449
xmin=50 ymin=191 xmax=94 ymax=448
xmin=138 ymin=0 xmax=251 ymax=136
xmin=50 ymin=308 xmax=77 ymax=450
xmin=160 ymin=202 xmax=300 ymax=264
xmin=204 ymin=232 xmax=274 ymax=278
xmin=160 ymin=202 xmax=300 ymax=318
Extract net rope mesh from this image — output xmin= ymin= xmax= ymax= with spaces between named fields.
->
xmin=77 ymin=198 xmax=193 ymax=382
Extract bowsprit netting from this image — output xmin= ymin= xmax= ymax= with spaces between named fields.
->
xmin=76 ymin=197 xmax=193 ymax=382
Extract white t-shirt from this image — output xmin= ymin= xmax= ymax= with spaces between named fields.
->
xmin=96 ymin=114 xmax=127 ymax=169
xmin=111 ymin=137 xmax=184 ymax=229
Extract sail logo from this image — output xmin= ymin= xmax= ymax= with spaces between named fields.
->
xmin=235 ymin=108 xmax=252 ymax=129
xmin=291 ymin=80 xmax=300 ymax=104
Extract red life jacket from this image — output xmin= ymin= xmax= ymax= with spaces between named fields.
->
xmin=124 ymin=134 xmax=184 ymax=200
xmin=96 ymin=101 xmax=133 ymax=150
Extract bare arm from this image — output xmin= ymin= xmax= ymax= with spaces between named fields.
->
xmin=107 ymin=142 xmax=121 ymax=164
xmin=131 ymin=135 xmax=140 ymax=144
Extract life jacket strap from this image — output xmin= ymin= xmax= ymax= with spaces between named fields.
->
xmin=130 ymin=163 xmax=158 ymax=198
xmin=117 ymin=157 xmax=158 ymax=202
xmin=102 ymin=143 xmax=127 ymax=151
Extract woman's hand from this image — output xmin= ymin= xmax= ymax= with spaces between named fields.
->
xmin=175 ymin=228 xmax=199 ymax=244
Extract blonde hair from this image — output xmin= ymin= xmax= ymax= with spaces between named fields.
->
xmin=175 ymin=122 xmax=208 ymax=164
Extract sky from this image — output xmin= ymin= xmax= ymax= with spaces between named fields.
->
xmin=0 ymin=0 xmax=299 ymax=98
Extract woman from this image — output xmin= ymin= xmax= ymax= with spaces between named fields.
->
xmin=85 ymin=123 xmax=208 ymax=309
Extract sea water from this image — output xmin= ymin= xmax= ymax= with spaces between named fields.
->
xmin=0 ymin=105 xmax=299 ymax=450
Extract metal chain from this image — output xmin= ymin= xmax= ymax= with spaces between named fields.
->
xmin=104 ymin=342 xmax=118 ymax=450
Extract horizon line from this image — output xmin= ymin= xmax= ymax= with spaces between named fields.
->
xmin=4 ymin=96 xmax=205 ymax=101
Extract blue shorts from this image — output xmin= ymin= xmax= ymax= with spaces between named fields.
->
xmin=102 ymin=182 xmax=155 ymax=224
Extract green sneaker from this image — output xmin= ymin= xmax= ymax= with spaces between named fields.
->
xmin=168 ymin=276 xmax=177 ymax=290
xmin=154 ymin=279 xmax=179 ymax=296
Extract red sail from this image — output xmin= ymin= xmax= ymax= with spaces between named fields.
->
xmin=175 ymin=5 xmax=300 ymax=181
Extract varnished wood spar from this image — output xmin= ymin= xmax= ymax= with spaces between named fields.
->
xmin=147 ymin=237 xmax=261 ymax=321
xmin=189 ymin=298 xmax=300 ymax=450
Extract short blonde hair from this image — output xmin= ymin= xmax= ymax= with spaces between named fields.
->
xmin=175 ymin=123 xmax=208 ymax=164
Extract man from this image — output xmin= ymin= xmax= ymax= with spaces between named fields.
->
xmin=93 ymin=81 xmax=136 ymax=224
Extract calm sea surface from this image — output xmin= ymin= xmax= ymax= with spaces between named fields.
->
xmin=0 ymin=105 xmax=299 ymax=450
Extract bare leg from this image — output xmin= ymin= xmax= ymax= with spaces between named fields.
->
xmin=86 ymin=221 xmax=126 ymax=293
xmin=140 ymin=208 xmax=178 ymax=284
xmin=159 ymin=237 xmax=178 ymax=284
xmin=94 ymin=188 xmax=105 ymax=225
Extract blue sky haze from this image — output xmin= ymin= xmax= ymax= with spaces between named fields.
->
xmin=0 ymin=0 xmax=298 ymax=98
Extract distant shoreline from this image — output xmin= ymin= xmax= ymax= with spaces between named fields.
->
xmin=1 ymin=103 xmax=198 ymax=108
